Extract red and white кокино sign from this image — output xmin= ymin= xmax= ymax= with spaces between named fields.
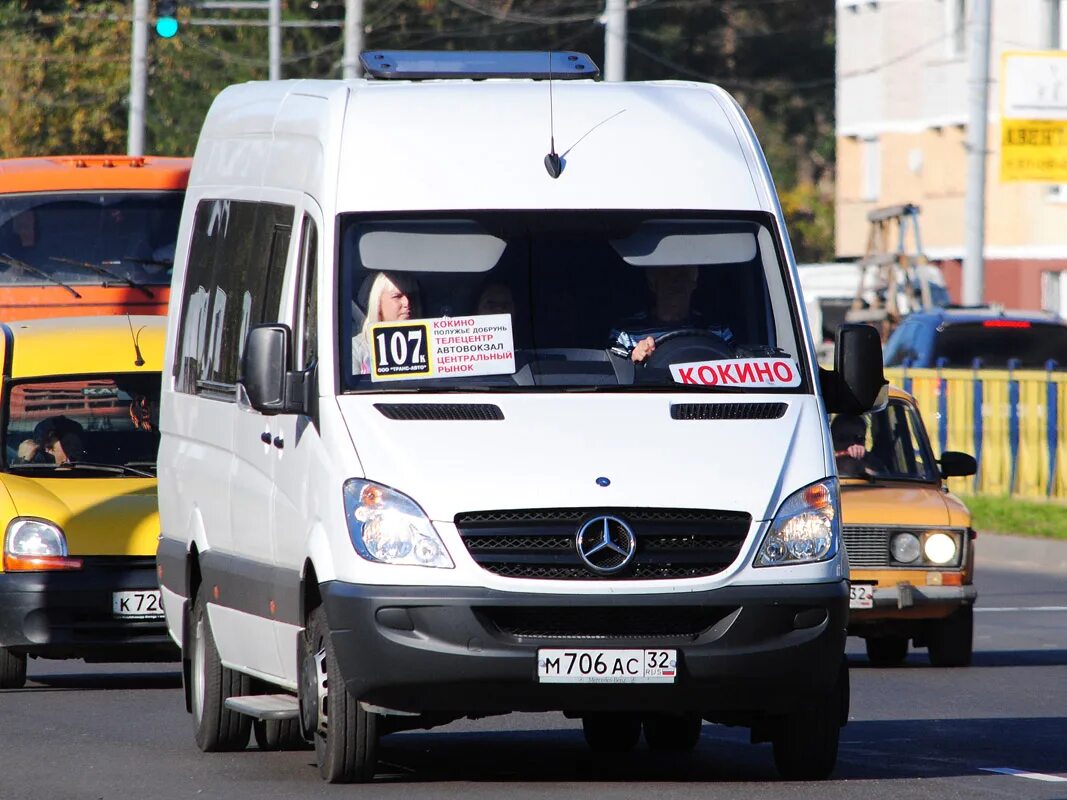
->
xmin=669 ymin=357 xmax=801 ymax=388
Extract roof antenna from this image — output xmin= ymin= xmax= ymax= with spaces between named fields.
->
xmin=544 ymin=52 xmax=562 ymax=179
xmin=127 ymin=315 xmax=146 ymax=367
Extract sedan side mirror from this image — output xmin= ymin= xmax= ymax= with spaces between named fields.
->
xmin=821 ymin=323 xmax=888 ymax=414
xmin=939 ymin=451 xmax=977 ymax=478
xmin=239 ymin=324 xmax=309 ymax=416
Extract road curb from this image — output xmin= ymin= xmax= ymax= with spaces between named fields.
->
xmin=976 ymin=531 xmax=1067 ymax=573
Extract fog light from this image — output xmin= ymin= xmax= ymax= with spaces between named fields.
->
xmin=923 ymin=532 xmax=957 ymax=565
xmin=891 ymin=532 xmax=921 ymax=563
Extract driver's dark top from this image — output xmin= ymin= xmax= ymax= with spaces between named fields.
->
xmin=608 ymin=310 xmax=734 ymax=359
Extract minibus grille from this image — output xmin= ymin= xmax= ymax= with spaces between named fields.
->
xmin=670 ymin=402 xmax=787 ymax=420
xmin=478 ymin=606 xmax=734 ymax=641
xmin=374 ymin=403 xmax=504 ymax=421
xmin=455 ymin=507 xmax=750 ymax=580
xmin=841 ymin=526 xmax=892 ymax=567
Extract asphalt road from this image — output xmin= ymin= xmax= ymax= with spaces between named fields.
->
xmin=2 ymin=538 xmax=1064 ymax=800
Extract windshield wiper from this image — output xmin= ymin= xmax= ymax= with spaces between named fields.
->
xmin=0 ymin=253 xmax=82 ymax=298
xmin=49 ymin=257 xmax=154 ymax=298
xmin=59 ymin=461 xmax=155 ymax=478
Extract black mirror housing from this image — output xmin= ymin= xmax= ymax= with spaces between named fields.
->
xmin=239 ymin=324 xmax=308 ymax=415
xmin=821 ymin=323 xmax=888 ymax=414
xmin=940 ymin=451 xmax=977 ymax=478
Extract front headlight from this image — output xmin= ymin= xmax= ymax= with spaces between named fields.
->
xmin=755 ymin=478 xmax=839 ymax=567
xmin=891 ymin=532 xmax=922 ymax=564
xmin=3 ymin=518 xmax=82 ymax=571
xmin=923 ymin=532 xmax=958 ymax=565
xmin=342 ymin=480 xmax=454 ymax=569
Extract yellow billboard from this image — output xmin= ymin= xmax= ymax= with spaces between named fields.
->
xmin=1000 ymin=50 xmax=1067 ymax=183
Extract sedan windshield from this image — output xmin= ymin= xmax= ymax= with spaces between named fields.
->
xmin=831 ymin=400 xmax=939 ymax=482
xmin=3 ymin=375 xmax=160 ymax=476
xmin=339 ymin=212 xmax=806 ymax=393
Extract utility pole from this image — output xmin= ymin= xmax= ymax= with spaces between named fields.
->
xmin=603 ymin=0 xmax=626 ymax=82
xmin=962 ymin=0 xmax=992 ymax=306
xmin=128 ymin=0 xmax=149 ymax=155
xmin=342 ymin=0 xmax=363 ymax=79
xmin=268 ymin=0 xmax=281 ymax=80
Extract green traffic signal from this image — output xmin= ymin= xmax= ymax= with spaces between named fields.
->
xmin=155 ymin=16 xmax=179 ymax=38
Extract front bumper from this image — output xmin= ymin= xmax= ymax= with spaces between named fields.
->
xmin=322 ymin=579 xmax=848 ymax=720
xmin=0 ymin=558 xmax=178 ymax=662
xmin=849 ymin=582 xmax=976 ymax=627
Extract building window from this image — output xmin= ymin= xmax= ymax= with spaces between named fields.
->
xmin=945 ymin=0 xmax=967 ymax=58
xmin=1043 ymin=270 xmax=1067 ymax=317
xmin=862 ymin=136 xmax=881 ymax=202
xmin=1047 ymin=0 xmax=1065 ymax=49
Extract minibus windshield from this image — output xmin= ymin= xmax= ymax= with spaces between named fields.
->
xmin=339 ymin=211 xmax=807 ymax=393
xmin=2 ymin=375 xmax=161 ymax=477
xmin=0 ymin=192 xmax=183 ymax=288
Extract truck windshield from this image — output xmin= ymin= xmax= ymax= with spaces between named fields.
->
xmin=339 ymin=211 xmax=806 ymax=393
xmin=0 ymin=192 xmax=183 ymax=288
xmin=2 ymin=375 xmax=161 ymax=476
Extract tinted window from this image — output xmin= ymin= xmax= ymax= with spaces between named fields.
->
xmin=339 ymin=211 xmax=804 ymax=393
xmin=173 ymin=200 xmax=293 ymax=395
xmin=933 ymin=321 xmax=1067 ymax=369
xmin=0 ymin=191 xmax=183 ymax=286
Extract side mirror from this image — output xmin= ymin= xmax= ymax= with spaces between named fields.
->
xmin=820 ymin=323 xmax=888 ymax=414
xmin=239 ymin=324 xmax=308 ymax=415
xmin=939 ymin=451 xmax=977 ymax=478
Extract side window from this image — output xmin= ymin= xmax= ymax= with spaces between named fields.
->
xmin=295 ymin=214 xmax=318 ymax=370
xmin=171 ymin=199 xmax=294 ymax=397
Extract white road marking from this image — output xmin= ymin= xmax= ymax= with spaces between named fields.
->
xmin=976 ymin=606 xmax=1067 ymax=612
xmin=980 ymin=767 xmax=1067 ymax=782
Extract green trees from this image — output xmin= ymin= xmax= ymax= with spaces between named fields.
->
xmin=0 ymin=0 xmax=835 ymax=259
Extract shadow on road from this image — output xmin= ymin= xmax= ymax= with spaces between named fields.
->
xmin=847 ymin=648 xmax=1067 ymax=669
xmin=16 ymin=669 xmax=182 ymax=692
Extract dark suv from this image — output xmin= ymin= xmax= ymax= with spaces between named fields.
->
xmin=883 ymin=307 xmax=1067 ymax=369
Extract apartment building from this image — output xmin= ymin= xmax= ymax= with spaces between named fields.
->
xmin=836 ymin=0 xmax=1067 ymax=314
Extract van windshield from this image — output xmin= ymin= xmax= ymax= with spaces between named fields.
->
xmin=2 ymin=375 xmax=161 ymax=477
xmin=0 ymin=192 xmax=183 ymax=288
xmin=339 ymin=211 xmax=807 ymax=393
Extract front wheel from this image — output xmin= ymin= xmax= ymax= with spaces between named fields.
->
xmin=189 ymin=587 xmax=251 ymax=752
xmin=927 ymin=606 xmax=973 ymax=667
xmin=304 ymin=606 xmax=378 ymax=783
xmin=772 ymin=658 xmax=848 ymax=780
xmin=0 ymin=647 xmax=27 ymax=689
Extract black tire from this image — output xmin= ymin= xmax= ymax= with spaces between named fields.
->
xmin=865 ymin=636 xmax=909 ymax=667
xmin=927 ymin=606 xmax=973 ymax=668
xmin=642 ymin=713 xmax=702 ymax=751
xmin=253 ymin=718 xmax=309 ymax=751
xmin=0 ymin=647 xmax=27 ymax=690
xmin=188 ymin=587 xmax=251 ymax=752
xmin=305 ymin=606 xmax=378 ymax=783
xmin=772 ymin=658 xmax=847 ymax=780
xmin=582 ymin=713 xmax=642 ymax=752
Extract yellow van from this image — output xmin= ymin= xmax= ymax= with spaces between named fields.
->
xmin=833 ymin=387 xmax=977 ymax=667
xmin=0 ymin=315 xmax=173 ymax=688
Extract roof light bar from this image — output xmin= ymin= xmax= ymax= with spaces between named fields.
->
xmin=360 ymin=50 xmax=599 ymax=80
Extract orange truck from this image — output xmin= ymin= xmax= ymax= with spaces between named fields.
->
xmin=0 ymin=155 xmax=190 ymax=320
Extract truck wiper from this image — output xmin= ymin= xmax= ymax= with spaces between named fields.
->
xmin=0 ymin=253 xmax=82 ymax=298
xmin=49 ymin=257 xmax=154 ymax=298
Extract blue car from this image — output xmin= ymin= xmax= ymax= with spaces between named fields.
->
xmin=883 ymin=307 xmax=1067 ymax=370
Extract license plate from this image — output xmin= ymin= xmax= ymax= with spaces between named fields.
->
xmin=112 ymin=590 xmax=164 ymax=618
xmin=537 ymin=649 xmax=677 ymax=684
xmin=849 ymin=583 xmax=875 ymax=609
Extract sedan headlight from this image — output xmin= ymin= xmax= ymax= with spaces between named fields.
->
xmin=342 ymin=480 xmax=454 ymax=569
xmin=3 ymin=518 xmax=83 ymax=571
xmin=923 ymin=531 xmax=959 ymax=565
xmin=755 ymin=479 xmax=839 ymax=566
xmin=890 ymin=532 xmax=922 ymax=564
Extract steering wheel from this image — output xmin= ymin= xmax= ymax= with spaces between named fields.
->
xmin=643 ymin=328 xmax=734 ymax=371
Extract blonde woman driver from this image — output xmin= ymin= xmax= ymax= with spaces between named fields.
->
xmin=352 ymin=271 xmax=421 ymax=375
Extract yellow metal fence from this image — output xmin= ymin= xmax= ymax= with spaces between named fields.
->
xmin=886 ymin=367 xmax=1067 ymax=500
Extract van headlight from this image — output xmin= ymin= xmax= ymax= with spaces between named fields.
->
xmin=3 ymin=518 xmax=83 ymax=571
xmin=755 ymin=479 xmax=839 ymax=567
xmin=342 ymin=480 xmax=454 ymax=569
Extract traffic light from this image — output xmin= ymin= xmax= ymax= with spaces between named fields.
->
xmin=155 ymin=0 xmax=179 ymax=38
